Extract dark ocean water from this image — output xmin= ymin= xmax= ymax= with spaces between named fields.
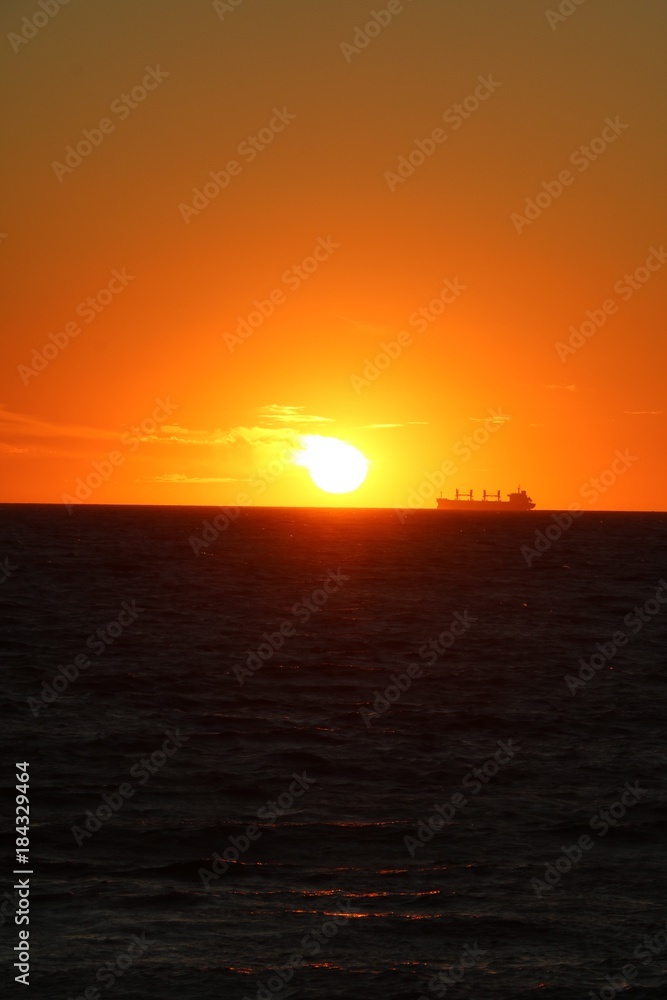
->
xmin=1 ymin=504 xmax=667 ymax=999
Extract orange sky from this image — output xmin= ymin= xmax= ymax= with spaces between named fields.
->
xmin=2 ymin=0 xmax=666 ymax=510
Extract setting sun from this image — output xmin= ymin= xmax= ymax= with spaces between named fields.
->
xmin=294 ymin=436 xmax=369 ymax=494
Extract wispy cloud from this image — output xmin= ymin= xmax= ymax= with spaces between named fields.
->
xmin=0 ymin=405 xmax=187 ymax=452
xmin=546 ymin=384 xmax=576 ymax=391
xmin=623 ymin=410 xmax=663 ymax=415
xmin=470 ymin=413 xmax=511 ymax=425
xmin=0 ymin=405 xmax=117 ymax=443
xmin=362 ymin=420 xmax=429 ymax=429
xmin=258 ymin=404 xmax=333 ymax=424
xmin=137 ymin=424 xmax=233 ymax=446
xmin=0 ymin=404 xmax=334 ymax=484
xmin=0 ymin=404 xmax=333 ymax=453
xmin=364 ymin=423 xmax=404 ymax=429
xmin=0 ymin=442 xmax=29 ymax=454
xmin=140 ymin=473 xmax=244 ymax=484
xmin=334 ymin=315 xmax=384 ymax=335
xmin=127 ymin=422 xmax=299 ymax=448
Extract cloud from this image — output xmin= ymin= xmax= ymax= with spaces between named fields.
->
xmin=0 ymin=404 xmax=326 ymax=481
xmin=546 ymin=384 xmax=576 ymax=391
xmin=623 ymin=410 xmax=663 ymax=415
xmin=0 ymin=405 xmax=117 ymax=443
xmin=0 ymin=405 xmax=127 ymax=457
xmin=136 ymin=424 xmax=233 ymax=446
xmin=0 ymin=403 xmax=333 ymax=453
xmin=149 ymin=409 xmax=330 ymax=449
xmin=0 ymin=405 xmax=184 ymax=451
xmin=127 ymin=421 xmax=296 ymax=448
xmin=223 ymin=425 xmax=300 ymax=447
xmin=362 ymin=420 xmax=429 ymax=429
xmin=334 ymin=315 xmax=384 ymax=335
xmin=258 ymin=404 xmax=333 ymax=424
xmin=0 ymin=442 xmax=29 ymax=454
xmin=364 ymin=423 xmax=404 ymax=429
xmin=161 ymin=424 xmax=188 ymax=435
xmin=141 ymin=473 xmax=244 ymax=484
xmin=470 ymin=413 xmax=510 ymax=425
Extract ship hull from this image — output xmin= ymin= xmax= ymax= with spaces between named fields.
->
xmin=436 ymin=499 xmax=535 ymax=511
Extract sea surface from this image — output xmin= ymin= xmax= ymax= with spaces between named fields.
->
xmin=1 ymin=504 xmax=667 ymax=999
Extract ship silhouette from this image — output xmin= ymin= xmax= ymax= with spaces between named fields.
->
xmin=436 ymin=487 xmax=536 ymax=510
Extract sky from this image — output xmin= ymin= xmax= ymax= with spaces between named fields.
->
xmin=1 ymin=0 xmax=666 ymax=510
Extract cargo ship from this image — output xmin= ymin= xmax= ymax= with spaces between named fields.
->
xmin=436 ymin=487 xmax=536 ymax=510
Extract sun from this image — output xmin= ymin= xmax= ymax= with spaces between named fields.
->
xmin=294 ymin=435 xmax=369 ymax=494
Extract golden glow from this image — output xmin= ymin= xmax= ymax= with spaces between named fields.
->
xmin=2 ymin=5 xmax=665 ymax=511
xmin=294 ymin=436 xmax=369 ymax=494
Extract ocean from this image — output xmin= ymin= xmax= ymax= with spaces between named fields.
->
xmin=1 ymin=504 xmax=666 ymax=999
